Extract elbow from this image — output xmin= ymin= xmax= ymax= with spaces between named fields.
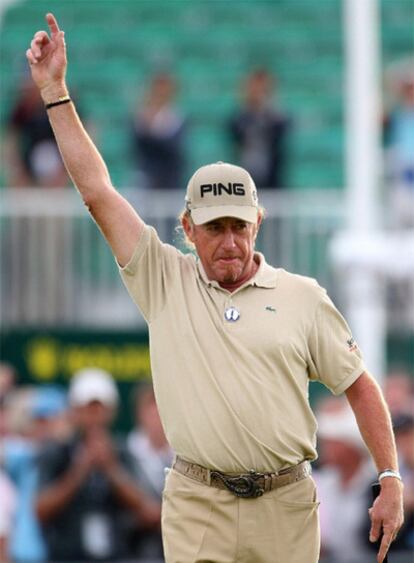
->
xmin=81 ymin=183 xmax=113 ymax=215
xmin=82 ymin=191 xmax=96 ymax=215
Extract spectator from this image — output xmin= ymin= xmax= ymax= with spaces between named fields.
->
xmin=0 ymin=469 xmax=16 ymax=563
xmin=0 ymin=363 xmax=16 ymax=402
xmin=31 ymin=385 xmax=71 ymax=444
xmin=228 ymin=68 xmax=291 ymax=189
xmin=5 ymin=77 xmax=69 ymax=187
xmin=362 ymin=412 xmax=414 ymax=559
xmin=2 ymin=385 xmax=67 ymax=562
xmin=0 ymin=363 xmax=16 ymax=439
xmin=131 ymin=73 xmax=187 ymax=190
xmin=314 ymin=398 xmax=375 ymax=563
xmin=36 ymin=368 xmax=160 ymax=562
xmin=383 ymin=61 xmax=414 ymax=227
xmin=383 ymin=369 xmax=414 ymax=418
xmin=127 ymin=383 xmax=174 ymax=560
xmin=392 ymin=414 xmax=414 ymax=552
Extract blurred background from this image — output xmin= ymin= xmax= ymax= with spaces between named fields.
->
xmin=0 ymin=0 xmax=413 ymax=562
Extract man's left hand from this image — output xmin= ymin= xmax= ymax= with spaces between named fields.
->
xmin=368 ymin=478 xmax=404 ymax=563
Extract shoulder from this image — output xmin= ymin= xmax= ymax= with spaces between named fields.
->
xmin=38 ymin=437 xmax=76 ymax=471
xmin=274 ymin=269 xmax=327 ymax=320
xmin=277 ymin=269 xmax=325 ymax=301
xmin=121 ymin=225 xmax=190 ymax=275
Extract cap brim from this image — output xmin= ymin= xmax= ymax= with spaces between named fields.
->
xmin=71 ymin=395 xmax=116 ymax=408
xmin=69 ymin=389 xmax=118 ymax=408
xmin=191 ymin=205 xmax=258 ymax=225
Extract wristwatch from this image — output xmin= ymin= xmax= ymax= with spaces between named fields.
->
xmin=378 ymin=469 xmax=402 ymax=482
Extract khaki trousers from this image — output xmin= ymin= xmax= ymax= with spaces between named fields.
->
xmin=162 ymin=468 xmax=320 ymax=563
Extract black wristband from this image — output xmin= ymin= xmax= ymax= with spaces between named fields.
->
xmin=45 ymin=96 xmax=71 ymax=110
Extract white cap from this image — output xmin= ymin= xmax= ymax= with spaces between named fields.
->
xmin=69 ymin=368 xmax=119 ymax=408
xmin=185 ymin=162 xmax=259 ymax=225
xmin=317 ymin=406 xmax=366 ymax=450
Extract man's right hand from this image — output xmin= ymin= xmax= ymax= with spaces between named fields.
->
xmin=26 ymin=12 xmax=67 ymax=101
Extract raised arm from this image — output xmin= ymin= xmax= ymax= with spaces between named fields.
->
xmin=26 ymin=13 xmax=144 ymax=266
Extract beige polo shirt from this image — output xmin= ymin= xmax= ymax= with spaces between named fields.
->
xmin=120 ymin=225 xmax=365 ymax=473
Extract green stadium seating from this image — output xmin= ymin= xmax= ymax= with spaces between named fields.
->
xmin=1 ymin=0 xmax=413 ymax=189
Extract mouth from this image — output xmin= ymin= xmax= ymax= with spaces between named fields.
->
xmin=217 ymin=257 xmax=240 ymax=265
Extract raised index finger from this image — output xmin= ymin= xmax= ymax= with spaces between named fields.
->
xmin=45 ymin=12 xmax=60 ymax=38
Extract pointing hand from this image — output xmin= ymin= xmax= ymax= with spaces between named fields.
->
xmin=26 ymin=13 xmax=67 ymax=98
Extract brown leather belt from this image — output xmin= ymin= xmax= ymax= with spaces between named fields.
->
xmin=173 ymin=457 xmax=311 ymax=498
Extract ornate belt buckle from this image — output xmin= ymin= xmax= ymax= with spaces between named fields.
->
xmin=211 ymin=470 xmax=265 ymax=498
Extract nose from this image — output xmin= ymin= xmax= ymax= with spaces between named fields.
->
xmin=222 ymin=228 xmax=236 ymax=249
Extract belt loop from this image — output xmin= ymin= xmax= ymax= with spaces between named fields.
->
xmin=205 ymin=467 xmax=211 ymax=486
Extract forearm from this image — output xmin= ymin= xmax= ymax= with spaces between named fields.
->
xmin=347 ymin=373 xmax=405 ymax=561
xmin=36 ymin=464 xmax=87 ymax=522
xmin=105 ymin=463 xmax=148 ymax=515
xmin=345 ymin=371 xmax=398 ymax=473
xmin=41 ymin=82 xmax=112 ymax=202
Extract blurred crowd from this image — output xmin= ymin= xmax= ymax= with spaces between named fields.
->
xmin=0 ymin=362 xmax=173 ymax=563
xmin=1 ymin=360 xmax=413 ymax=563
xmin=383 ymin=58 xmax=414 ymax=229
xmin=315 ymin=370 xmax=414 ymax=563
xmin=4 ymin=59 xmax=414 ymax=232
xmin=4 ymin=67 xmax=292 ymax=192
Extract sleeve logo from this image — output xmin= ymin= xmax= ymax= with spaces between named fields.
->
xmin=347 ymin=337 xmax=358 ymax=352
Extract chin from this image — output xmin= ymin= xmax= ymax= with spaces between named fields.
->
xmin=221 ymin=269 xmax=242 ymax=284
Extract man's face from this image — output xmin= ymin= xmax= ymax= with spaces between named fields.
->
xmin=73 ymin=400 xmax=114 ymax=431
xmin=183 ymin=215 xmax=261 ymax=290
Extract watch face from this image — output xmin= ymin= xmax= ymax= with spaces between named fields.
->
xmin=224 ymin=306 xmax=240 ymax=322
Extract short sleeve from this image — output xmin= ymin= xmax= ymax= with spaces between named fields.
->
xmin=119 ymin=225 xmax=183 ymax=323
xmin=308 ymin=292 xmax=366 ymax=395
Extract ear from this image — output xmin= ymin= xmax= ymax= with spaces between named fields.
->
xmin=254 ymin=211 xmax=263 ymax=239
xmin=181 ymin=212 xmax=196 ymax=243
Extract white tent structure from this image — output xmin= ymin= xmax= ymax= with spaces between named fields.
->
xmin=332 ymin=0 xmax=414 ymax=383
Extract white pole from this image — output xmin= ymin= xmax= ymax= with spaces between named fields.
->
xmin=343 ymin=0 xmax=386 ymax=382
xmin=345 ymin=0 xmax=381 ymax=231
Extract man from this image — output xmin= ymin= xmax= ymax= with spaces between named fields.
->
xmin=127 ymin=384 xmax=174 ymax=560
xmin=229 ymin=68 xmax=291 ymax=189
xmin=3 ymin=386 xmax=68 ymax=562
xmin=35 ymin=368 xmax=160 ymax=562
xmin=131 ymin=72 xmax=187 ymax=190
xmin=314 ymin=399 xmax=376 ymax=562
xmin=27 ymin=14 xmax=403 ymax=563
xmin=0 ymin=469 xmax=16 ymax=563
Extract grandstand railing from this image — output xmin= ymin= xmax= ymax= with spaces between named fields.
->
xmin=1 ymin=187 xmax=346 ymax=328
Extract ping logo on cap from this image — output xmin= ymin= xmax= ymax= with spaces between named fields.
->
xmin=185 ymin=162 xmax=259 ymax=225
xmin=200 ymin=183 xmax=246 ymax=197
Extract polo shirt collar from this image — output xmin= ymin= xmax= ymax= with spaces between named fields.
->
xmin=252 ymin=252 xmax=278 ymax=288
xmin=196 ymin=252 xmax=278 ymax=289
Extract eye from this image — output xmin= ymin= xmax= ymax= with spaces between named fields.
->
xmin=235 ymin=222 xmax=248 ymax=231
xmin=205 ymin=222 xmax=221 ymax=232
